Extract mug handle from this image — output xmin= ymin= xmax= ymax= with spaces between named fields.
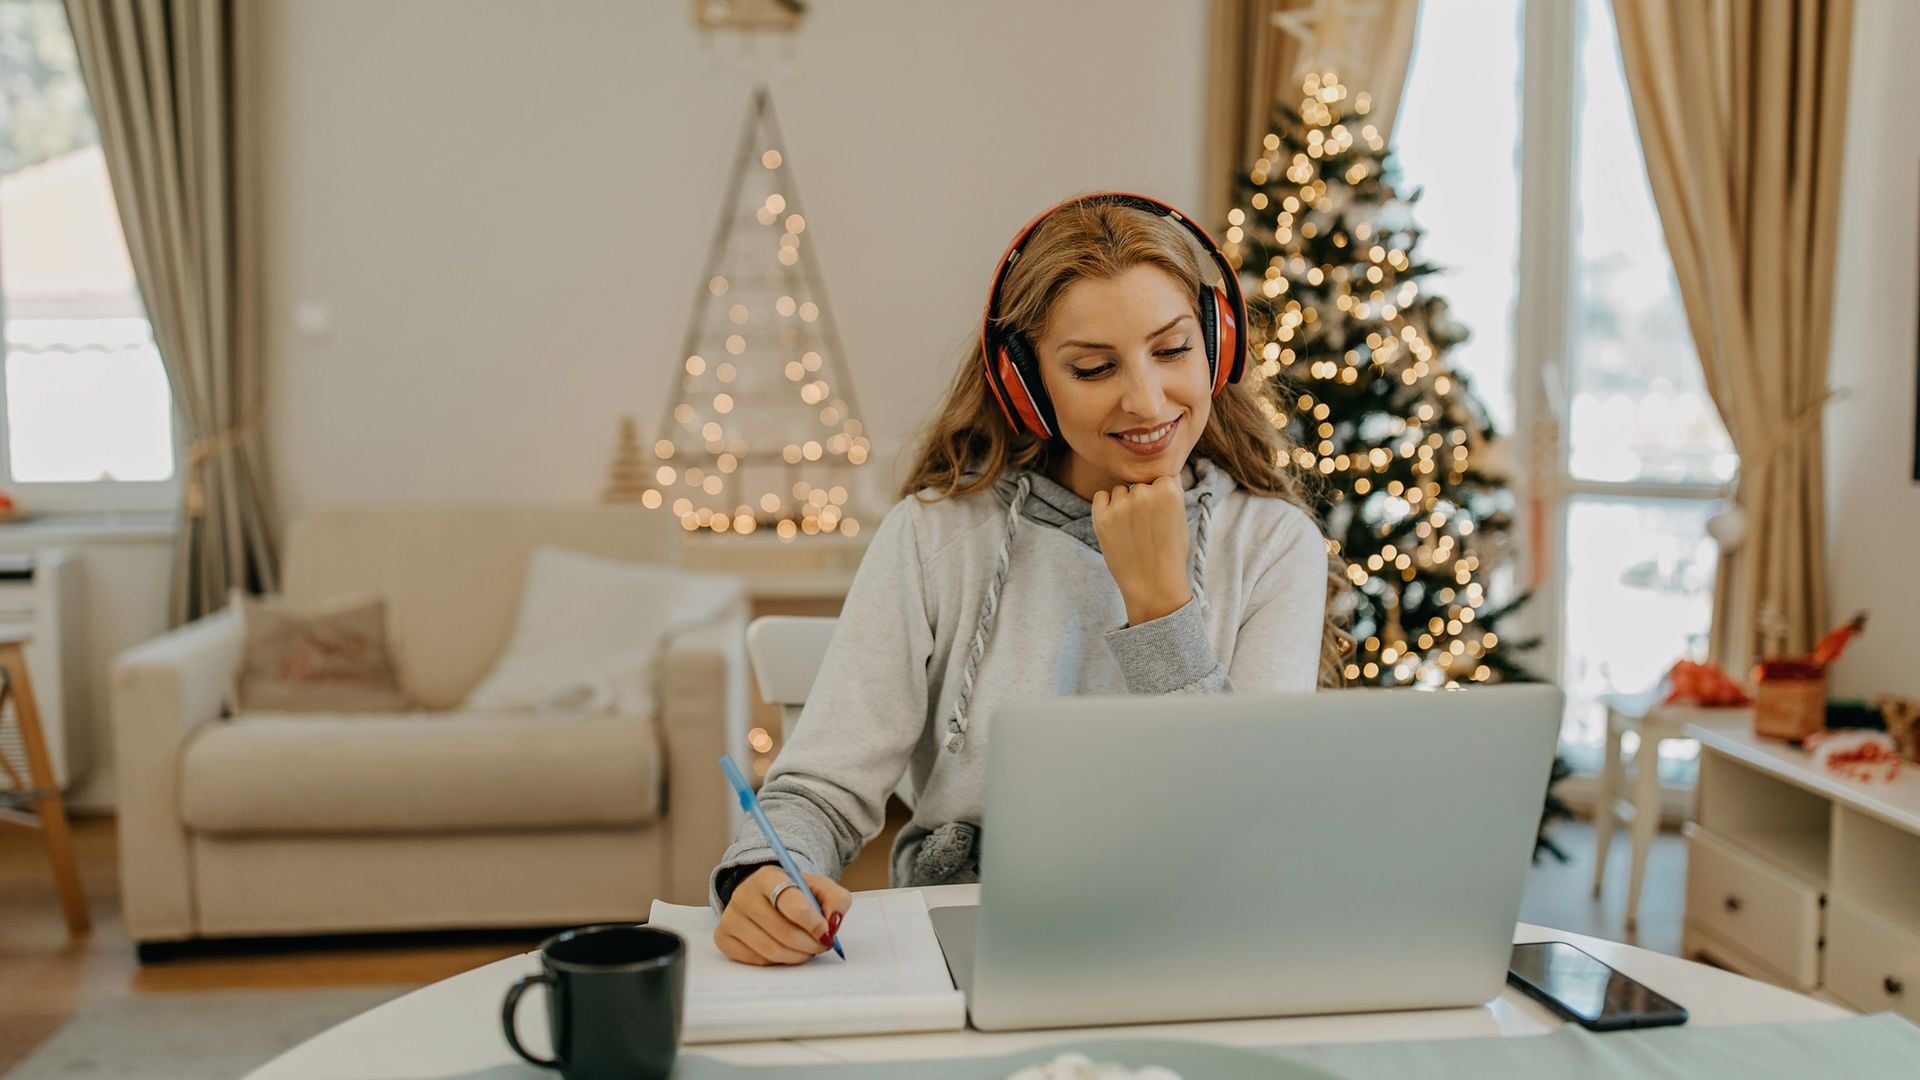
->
xmin=501 ymin=973 xmax=563 ymax=1070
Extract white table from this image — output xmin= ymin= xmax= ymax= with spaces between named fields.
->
xmin=246 ymin=884 xmax=1848 ymax=1078
xmin=1591 ymin=697 xmax=1720 ymax=929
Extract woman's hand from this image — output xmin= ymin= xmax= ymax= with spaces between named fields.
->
xmin=1090 ymin=476 xmax=1191 ymax=626
xmin=714 ymin=865 xmax=852 ymax=966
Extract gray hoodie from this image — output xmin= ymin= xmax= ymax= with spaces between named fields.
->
xmin=710 ymin=455 xmax=1327 ymax=910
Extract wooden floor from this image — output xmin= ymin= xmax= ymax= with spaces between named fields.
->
xmin=0 ymin=814 xmax=563 ymax=1073
xmin=0 ymin=811 xmax=1685 ymax=1074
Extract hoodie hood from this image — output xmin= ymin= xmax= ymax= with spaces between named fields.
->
xmin=986 ymin=455 xmax=1236 ymax=552
xmin=939 ymin=455 xmax=1235 ymax=757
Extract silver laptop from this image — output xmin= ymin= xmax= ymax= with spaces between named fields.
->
xmin=930 ymin=684 xmax=1564 ymax=1031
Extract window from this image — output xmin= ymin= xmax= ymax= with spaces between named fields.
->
xmin=0 ymin=0 xmax=177 ymax=512
xmin=1395 ymin=0 xmax=1525 ymax=436
xmin=1564 ymin=0 xmax=1735 ymax=490
xmin=1554 ymin=0 xmax=1729 ymax=780
xmin=1400 ymin=0 xmax=1735 ymax=780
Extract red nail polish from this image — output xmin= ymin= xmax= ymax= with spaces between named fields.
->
xmin=828 ymin=912 xmax=842 ymax=935
xmin=818 ymin=932 xmax=834 ymax=948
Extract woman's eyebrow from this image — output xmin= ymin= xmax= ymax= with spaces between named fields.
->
xmin=1058 ymin=314 xmax=1191 ymax=351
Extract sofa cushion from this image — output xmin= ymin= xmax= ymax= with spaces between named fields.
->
xmin=281 ymin=507 xmax=688 ymax=710
xmin=180 ymin=710 xmax=663 ymax=835
xmin=228 ymin=588 xmax=417 ymax=715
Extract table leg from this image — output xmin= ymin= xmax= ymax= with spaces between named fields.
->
xmin=0 ymin=644 xmax=90 ymax=936
xmin=1591 ymin=711 xmax=1624 ymax=897
xmin=1625 ymin=730 xmax=1663 ymax=932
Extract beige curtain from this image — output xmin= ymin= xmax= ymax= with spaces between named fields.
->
xmin=1613 ymin=0 xmax=1854 ymax=670
xmin=65 ymin=0 xmax=280 ymax=623
xmin=1203 ymin=0 xmax=1422 ymax=226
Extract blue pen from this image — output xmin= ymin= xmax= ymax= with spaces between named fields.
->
xmin=719 ymin=755 xmax=845 ymax=959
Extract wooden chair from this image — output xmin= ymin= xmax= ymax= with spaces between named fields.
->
xmin=0 ymin=630 xmax=90 ymax=936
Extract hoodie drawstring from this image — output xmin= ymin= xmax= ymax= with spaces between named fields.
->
xmin=945 ymin=473 xmax=1029 ymax=753
xmin=1192 ymin=488 xmax=1216 ymax=617
xmin=942 ymin=471 xmax=1219 ymax=754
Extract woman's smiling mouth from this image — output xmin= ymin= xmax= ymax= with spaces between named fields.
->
xmin=1110 ymin=417 xmax=1179 ymax=454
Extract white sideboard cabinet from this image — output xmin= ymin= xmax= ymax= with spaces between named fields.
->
xmin=1683 ymin=715 xmax=1920 ymax=1021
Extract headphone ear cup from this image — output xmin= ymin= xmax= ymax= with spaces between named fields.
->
xmin=1195 ymin=282 xmax=1220 ymax=390
xmin=1210 ymin=284 xmax=1241 ymax=390
xmin=982 ymin=336 xmax=1022 ymax=432
xmin=1001 ymin=332 xmax=1058 ymax=438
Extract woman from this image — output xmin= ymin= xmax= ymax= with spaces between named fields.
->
xmin=711 ymin=192 xmax=1343 ymax=966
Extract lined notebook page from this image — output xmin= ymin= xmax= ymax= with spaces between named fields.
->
xmin=646 ymin=891 xmax=966 ymax=1043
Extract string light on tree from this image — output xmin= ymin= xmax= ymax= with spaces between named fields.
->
xmin=1223 ymin=71 xmax=1537 ymax=690
xmin=612 ymin=85 xmax=869 ymax=541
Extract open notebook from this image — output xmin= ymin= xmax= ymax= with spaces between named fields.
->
xmin=645 ymin=891 xmax=966 ymax=1043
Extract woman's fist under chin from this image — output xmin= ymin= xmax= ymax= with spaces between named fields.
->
xmin=1090 ymin=474 xmax=1191 ymax=626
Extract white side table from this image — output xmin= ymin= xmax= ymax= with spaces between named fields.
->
xmin=1590 ymin=697 xmax=1713 ymax=929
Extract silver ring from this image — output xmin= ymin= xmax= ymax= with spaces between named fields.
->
xmin=768 ymin=880 xmax=801 ymax=910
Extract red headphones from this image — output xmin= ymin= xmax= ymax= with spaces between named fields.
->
xmin=980 ymin=192 xmax=1247 ymax=439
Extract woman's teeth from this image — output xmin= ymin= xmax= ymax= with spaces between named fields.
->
xmin=1118 ymin=422 xmax=1174 ymax=444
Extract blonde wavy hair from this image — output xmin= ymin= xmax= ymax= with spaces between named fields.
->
xmin=898 ymin=196 xmax=1350 ymax=687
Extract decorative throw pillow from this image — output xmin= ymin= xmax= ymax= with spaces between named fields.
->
xmin=227 ymin=588 xmax=417 ymax=715
xmin=463 ymin=546 xmax=744 ymax=719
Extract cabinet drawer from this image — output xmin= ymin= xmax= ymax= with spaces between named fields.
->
xmin=1685 ymin=826 xmax=1824 ymax=988
xmin=1825 ymin=899 xmax=1920 ymax=1022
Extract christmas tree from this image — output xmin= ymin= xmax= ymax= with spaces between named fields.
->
xmin=633 ymin=86 xmax=870 ymax=541
xmin=1222 ymin=71 xmax=1538 ymax=692
xmin=1223 ymin=69 xmax=1564 ymax=859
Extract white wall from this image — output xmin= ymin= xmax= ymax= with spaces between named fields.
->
xmin=1823 ymin=0 xmax=1920 ymax=700
xmin=256 ymin=0 xmax=1211 ymax=522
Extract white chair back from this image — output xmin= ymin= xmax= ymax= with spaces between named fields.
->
xmin=745 ymin=614 xmax=913 ymax=808
xmin=745 ymin=616 xmax=837 ymax=741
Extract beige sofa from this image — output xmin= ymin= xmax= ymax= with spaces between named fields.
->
xmin=111 ymin=506 xmax=744 ymax=955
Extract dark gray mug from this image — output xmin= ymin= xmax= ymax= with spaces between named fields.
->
xmin=502 ymin=923 xmax=686 ymax=1080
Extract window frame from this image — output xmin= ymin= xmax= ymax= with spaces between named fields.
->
xmin=1511 ymin=0 xmax=1726 ymax=775
xmin=0 ymin=0 xmax=184 ymax=518
xmin=0 ymin=291 xmax=185 ymax=515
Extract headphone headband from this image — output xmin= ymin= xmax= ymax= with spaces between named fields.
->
xmin=980 ymin=192 xmax=1248 ymax=438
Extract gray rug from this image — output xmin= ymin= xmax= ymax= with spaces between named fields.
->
xmin=5 ymin=987 xmax=413 ymax=1080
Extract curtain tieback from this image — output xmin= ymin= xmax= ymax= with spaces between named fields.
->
xmin=184 ymin=411 xmax=262 ymax=519
xmin=1725 ymin=387 xmax=1847 ymax=497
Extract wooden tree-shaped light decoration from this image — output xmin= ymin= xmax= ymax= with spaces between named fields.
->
xmin=603 ymin=416 xmax=651 ymax=503
xmin=637 ymin=85 xmax=870 ymax=541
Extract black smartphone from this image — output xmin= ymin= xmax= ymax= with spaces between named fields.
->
xmin=1507 ymin=941 xmax=1689 ymax=1032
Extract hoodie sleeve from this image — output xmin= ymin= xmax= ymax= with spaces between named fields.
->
xmin=708 ymin=498 xmax=934 ymax=911
xmin=1222 ymin=502 xmax=1327 ymax=691
xmin=1103 ymin=500 xmax=1325 ymax=694
xmin=1103 ymin=594 xmax=1224 ymax=693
